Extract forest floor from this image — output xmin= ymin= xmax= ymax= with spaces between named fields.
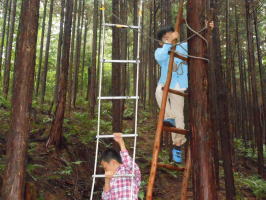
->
xmin=0 ymin=100 xmax=265 ymax=200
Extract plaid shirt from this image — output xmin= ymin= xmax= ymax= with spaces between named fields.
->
xmin=102 ymin=150 xmax=141 ymax=200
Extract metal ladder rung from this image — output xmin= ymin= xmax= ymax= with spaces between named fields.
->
xmin=98 ymin=96 xmax=139 ymax=100
xmin=103 ymin=23 xmax=140 ymax=29
xmin=93 ymin=174 xmax=135 ymax=178
xmin=101 ymin=59 xmax=140 ymax=64
xmin=96 ymin=134 xmax=138 ymax=139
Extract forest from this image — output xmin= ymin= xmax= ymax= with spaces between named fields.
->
xmin=0 ymin=0 xmax=265 ymax=199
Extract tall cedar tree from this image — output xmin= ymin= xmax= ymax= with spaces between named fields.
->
xmin=1 ymin=0 xmax=40 ymax=197
xmin=187 ymin=0 xmax=218 ymax=198
xmin=47 ymin=0 xmax=73 ymax=147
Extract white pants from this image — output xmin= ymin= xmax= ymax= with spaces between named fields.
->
xmin=155 ymin=84 xmax=187 ymax=146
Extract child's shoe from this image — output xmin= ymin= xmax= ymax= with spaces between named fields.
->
xmin=172 ymin=146 xmax=182 ymax=163
xmin=163 ymin=118 xmax=176 ymax=127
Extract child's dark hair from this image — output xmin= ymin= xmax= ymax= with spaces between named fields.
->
xmin=157 ymin=26 xmax=174 ymax=40
xmin=100 ymin=148 xmax=123 ymax=164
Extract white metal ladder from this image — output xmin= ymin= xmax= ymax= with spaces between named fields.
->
xmin=90 ymin=1 xmax=143 ymax=199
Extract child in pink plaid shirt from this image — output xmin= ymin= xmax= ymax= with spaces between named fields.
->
xmin=100 ymin=133 xmax=141 ymax=200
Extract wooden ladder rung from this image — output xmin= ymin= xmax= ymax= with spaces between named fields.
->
xmin=163 ymin=126 xmax=189 ymax=135
xmin=162 ymin=87 xmax=188 ymax=97
xmin=157 ymin=162 xmax=185 ymax=171
xmin=168 ymin=51 xmax=188 ymax=62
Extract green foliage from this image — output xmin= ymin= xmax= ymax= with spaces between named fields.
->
xmin=45 ymin=174 xmax=61 ymax=180
xmin=234 ymin=172 xmax=266 ymax=199
xmin=159 ymin=149 xmax=170 ymax=164
xmin=0 ymin=95 xmax=11 ymax=109
xmin=234 ymin=138 xmax=266 ymax=160
xmin=138 ymin=181 xmax=146 ymax=200
xmin=0 ymin=157 xmax=5 ymax=173
xmin=27 ymin=163 xmax=44 ymax=174
xmin=138 ymin=110 xmax=149 ymax=124
xmin=57 ymin=160 xmax=84 ymax=176
xmin=32 ymin=99 xmax=51 ymax=111
xmin=72 ymin=160 xmax=83 ymax=165
xmin=123 ymin=128 xmax=133 ymax=134
xmin=101 ymin=102 xmax=112 ymax=117
xmin=63 ymin=112 xmax=97 ymax=144
xmin=37 ymin=192 xmax=45 ymax=200
xmin=58 ymin=165 xmax=73 ymax=175
xmin=28 ymin=142 xmax=38 ymax=154
xmin=26 ymin=163 xmax=45 ymax=181
xmin=42 ymin=116 xmax=53 ymax=124
xmin=124 ymin=106 xmax=134 ymax=119
xmin=0 ymin=109 xmax=10 ymax=132
xmin=100 ymin=119 xmax=112 ymax=133
xmin=73 ymin=111 xmax=89 ymax=123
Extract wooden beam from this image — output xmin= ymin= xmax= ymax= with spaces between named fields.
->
xmin=157 ymin=163 xmax=185 ymax=171
xmin=163 ymin=126 xmax=189 ymax=135
xmin=162 ymin=87 xmax=188 ymax=97
xmin=169 ymin=51 xmax=188 ymax=62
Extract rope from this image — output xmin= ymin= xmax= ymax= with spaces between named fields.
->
xmin=109 ymin=11 xmax=210 ymax=62
xmin=184 ymin=18 xmax=208 ymax=47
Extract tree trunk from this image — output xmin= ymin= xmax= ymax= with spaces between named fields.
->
xmin=245 ymin=0 xmax=264 ymax=178
xmin=35 ymin=0 xmax=48 ymax=96
xmin=234 ymin=0 xmax=247 ymax=140
xmin=40 ymin=0 xmax=54 ymax=104
xmin=2 ymin=0 xmax=13 ymax=79
xmin=88 ymin=0 xmax=98 ymax=118
xmin=3 ymin=0 xmax=17 ymax=98
xmin=120 ymin=0 xmax=127 ymax=118
xmin=133 ymin=0 xmax=138 ymax=93
xmin=208 ymin=13 xmax=220 ymax=188
xmin=96 ymin=10 xmax=102 ymax=97
xmin=112 ymin=0 xmax=122 ymax=132
xmin=81 ymin=8 xmax=88 ymax=96
xmin=47 ymin=0 xmax=73 ymax=148
xmin=253 ymin=5 xmax=266 ymax=162
xmin=148 ymin=4 xmax=154 ymax=108
xmin=187 ymin=0 xmax=218 ymax=199
xmin=139 ymin=9 xmax=145 ymax=104
xmin=72 ymin=0 xmax=83 ymax=108
xmin=225 ymin=0 xmax=236 ymax=163
xmin=212 ymin=1 xmax=236 ymax=199
xmin=67 ymin=0 xmax=78 ymax=112
xmin=243 ymin=60 xmax=252 ymax=142
xmin=234 ymin=0 xmax=246 ymax=138
xmin=53 ymin=0 xmax=66 ymax=105
xmin=0 ymin=0 xmax=10 ymax=79
xmin=151 ymin=0 xmax=157 ymax=110
xmin=1 ymin=0 xmax=40 ymax=197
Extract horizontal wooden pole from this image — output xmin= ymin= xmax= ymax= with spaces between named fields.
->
xmin=162 ymin=87 xmax=188 ymax=97
xmin=163 ymin=126 xmax=190 ymax=135
xmin=157 ymin=162 xmax=185 ymax=171
xmin=168 ymin=51 xmax=188 ymax=62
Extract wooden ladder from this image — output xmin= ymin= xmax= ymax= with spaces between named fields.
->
xmin=146 ymin=1 xmax=192 ymax=199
